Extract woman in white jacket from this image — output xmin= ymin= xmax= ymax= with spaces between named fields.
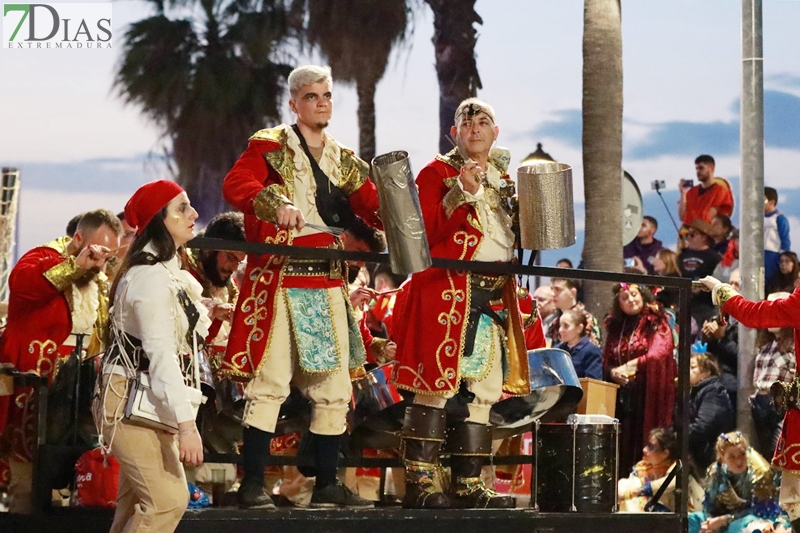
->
xmin=97 ymin=180 xmax=210 ymax=533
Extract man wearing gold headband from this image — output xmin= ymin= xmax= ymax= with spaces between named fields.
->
xmin=392 ymin=98 xmax=543 ymax=509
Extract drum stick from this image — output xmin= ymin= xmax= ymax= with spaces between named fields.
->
xmin=691 ymin=281 xmax=710 ymax=292
xmin=378 ymin=288 xmax=403 ymax=295
xmin=306 ymin=223 xmax=345 ymax=236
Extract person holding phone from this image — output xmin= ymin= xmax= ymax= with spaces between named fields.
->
xmin=679 ymin=155 xmax=734 ymax=226
xmin=623 ymin=216 xmax=663 ymax=274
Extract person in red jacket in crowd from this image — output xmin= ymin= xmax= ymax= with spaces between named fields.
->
xmin=0 ymin=209 xmax=121 ymax=513
xmin=700 ymin=274 xmax=800 ymax=533
xmin=679 ymin=155 xmax=734 ymax=226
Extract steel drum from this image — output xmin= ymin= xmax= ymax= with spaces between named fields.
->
xmin=348 ymin=363 xmax=408 ymax=451
xmin=490 ymin=348 xmax=583 ymax=439
xmin=534 ymin=416 xmax=620 ymax=513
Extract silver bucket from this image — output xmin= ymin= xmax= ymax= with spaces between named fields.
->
xmin=517 ymin=162 xmax=576 ymax=250
xmin=371 ymin=151 xmax=432 ymax=274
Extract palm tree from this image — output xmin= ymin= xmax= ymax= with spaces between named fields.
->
xmin=300 ymin=0 xmax=411 ymax=162
xmin=114 ymin=0 xmax=295 ymax=218
xmin=424 ymin=0 xmax=482 ymax=154
xmin=581 ymin=0 xmax=623 ymax=318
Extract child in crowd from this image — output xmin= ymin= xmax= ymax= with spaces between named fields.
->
xmin=688 ymin=432 xmax=785 ymax=533
xmin=555 ymin=308 xmax=602 ymax=379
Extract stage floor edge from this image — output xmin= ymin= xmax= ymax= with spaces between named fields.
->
xmin=0 ymin=507 xmax=685 ymax=533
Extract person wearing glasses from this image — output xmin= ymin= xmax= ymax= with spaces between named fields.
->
xmin=618 ymin=428 xmax=703 ymax=513
xmin=679 ymin=219 xmax=722 ymax=326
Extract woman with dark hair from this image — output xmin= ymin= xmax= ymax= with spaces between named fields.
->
xmin=96 ymin=180 xmax=210 ymax=533
xmin=618 ymin=427 xmax=703 ymax=513
xmin=767 ymin=251 xmax=800 ymax=295
xmin=602 ymin=283 xmax=676 ymax=476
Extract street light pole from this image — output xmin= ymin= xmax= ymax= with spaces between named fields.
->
xmin=738 ymin=0 xmax=764 ymax=437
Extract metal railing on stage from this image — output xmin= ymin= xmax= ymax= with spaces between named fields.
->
xmin=18 ymin=237 xmax=692 ymax=531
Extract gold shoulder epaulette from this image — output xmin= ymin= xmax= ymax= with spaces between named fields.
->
xmin=249 ymin=126 xmax=285 ymax=144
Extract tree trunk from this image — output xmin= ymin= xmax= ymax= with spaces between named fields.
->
xmin=581 ymin=0 xmax=623 ymax=319
xmin=424 ymin=0 xmax=483 ymax=154
xmin=356 ymin=78 xmax=377 ymax=163
xmin=180 ymin=163 xmax=232 ymax=223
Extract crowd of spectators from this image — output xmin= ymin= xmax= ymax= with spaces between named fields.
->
xmin=536 ymin=155 xmax=796 ymax=521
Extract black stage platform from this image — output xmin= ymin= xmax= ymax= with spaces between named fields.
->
xmin=0 ymin=507 xmax=684 ymax=533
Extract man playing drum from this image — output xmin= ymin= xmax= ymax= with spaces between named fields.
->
xmin=392 ymin=98 xmax=542 ymax=509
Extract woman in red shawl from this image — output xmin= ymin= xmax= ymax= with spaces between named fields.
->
xmin=603 ymin=283 xmax=677 ymax=476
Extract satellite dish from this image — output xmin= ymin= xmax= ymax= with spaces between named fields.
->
xmin=622 ymin=170 xmax=643 ymax=246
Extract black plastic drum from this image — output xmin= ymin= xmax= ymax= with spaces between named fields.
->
xmin=535 ymin=420 xmax=619 ymax=513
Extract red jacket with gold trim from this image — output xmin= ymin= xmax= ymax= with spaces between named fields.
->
xmin=721 ymin=287 xmax=800 ymax=471
xmin=391 ymin=155 xmax=531 ymax=397
xmin=220 ymin=125 xmax=380 ymax=381
xmin=0 ymin=237 xmax=108 ymax=458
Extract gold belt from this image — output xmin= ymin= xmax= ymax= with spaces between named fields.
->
xmin=284 ymin=258 xmax=342 ymax=279
xmin=470 ymin=273 xmax=508 ymax=292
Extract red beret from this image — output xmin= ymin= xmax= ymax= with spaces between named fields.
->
xmin=124 ymin=180 xmax=185 ymax=235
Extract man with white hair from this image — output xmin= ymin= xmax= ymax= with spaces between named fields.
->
xmin=392 ymin=98 xmax=539 ymax=509
xmin=221 ymin=65 xmax=380 ymax=510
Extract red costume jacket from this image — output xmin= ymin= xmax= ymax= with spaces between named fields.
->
xmin=682 ymin=179 xmax=734 ymax=225
xmin=392 ymin=152 xmax=531 ymax=397
xmin=721 ymin=287 xmax=800 ymax=472
xmin=219 ymin=125 xmax=380 ymax=381
xmin=0 ymin=237 xmax=108 ymax=460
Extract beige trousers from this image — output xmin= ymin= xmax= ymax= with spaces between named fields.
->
xmin=413 ymin=320 xmax=505 ymax=425
xmin=101 ymin=375 xmax=188 ymax=533
xmin=780 ymin=470 xmax=800 ymax=521
xmin=243 ymin=288 xmax=352 ymax=436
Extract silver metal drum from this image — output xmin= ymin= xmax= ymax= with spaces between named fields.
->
xmin=348 ymin=363 xmax=407 ymax=450
xmin=371 ymin=151 xmax=432 ymax=274
xmin=490 ymin=348 xmax=583 ymax=438
xmin=517 ymin=162 xmax=576 ymax=250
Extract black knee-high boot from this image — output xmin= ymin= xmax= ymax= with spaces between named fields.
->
xmin=400 ymin=404 xmax=450 ymax=509
xmin=447 ymin=422 xmax=514 ymax=508
xmin=237 ymin=426 xmax=276 ymax=509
